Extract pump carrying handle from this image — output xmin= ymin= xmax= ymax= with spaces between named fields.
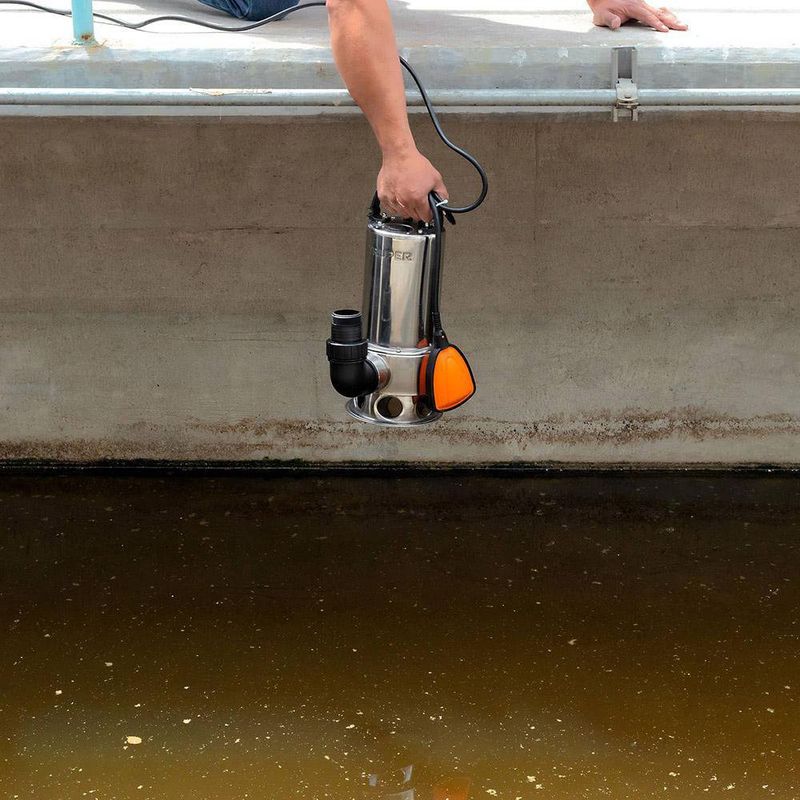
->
xmin=369 ymin=191 xmax=455 ymax=226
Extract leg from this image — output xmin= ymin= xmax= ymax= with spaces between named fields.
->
xmin=196 ymin=0 xmax=300 ymax=21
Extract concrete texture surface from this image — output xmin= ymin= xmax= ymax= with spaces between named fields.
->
xmin=2 ymin=0 xmax=800 ymax=94
xmin=1 ymin=114 xmax=799 ymax=464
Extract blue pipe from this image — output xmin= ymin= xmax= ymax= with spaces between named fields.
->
xmin=71 ymin=0 xmax=95 ymax=44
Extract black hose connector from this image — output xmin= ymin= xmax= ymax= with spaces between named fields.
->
xmin=326 ymin=310 xmax=380 ymax=398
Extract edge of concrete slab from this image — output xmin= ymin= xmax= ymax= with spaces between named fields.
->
xmin=3 ymin=2 xmax=800 ymax=101
xmin=0 ymin=459 xmax=798 ymax=474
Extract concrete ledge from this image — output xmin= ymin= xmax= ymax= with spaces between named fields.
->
xmin=2 ymin=2 xmax=799 ymax=465
xmin=1 ymin=114 xmax=799 ymax=464
xmin=2 ymin=0 xmax=800 ymax=99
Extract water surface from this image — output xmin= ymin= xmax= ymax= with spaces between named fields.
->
xmin=1 ymin=474 xmax=798 ymax=799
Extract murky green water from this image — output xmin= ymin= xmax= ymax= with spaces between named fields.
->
xmin=1 ymin=474 xmax=798 ymax=799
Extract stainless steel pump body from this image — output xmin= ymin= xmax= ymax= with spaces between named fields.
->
xmin=346 ymin=215 xmax=442 ymax=426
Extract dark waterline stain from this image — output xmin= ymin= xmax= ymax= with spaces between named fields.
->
xmin=0 ymin=475 xmax=798 ymax=799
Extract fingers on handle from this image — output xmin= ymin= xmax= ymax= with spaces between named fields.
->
xmin=378 ymin=191 xmax=437 ymax=223
xmin=379 ymin=194 xmax=402 ymax=218
xmin=416 ymin=199 xmax=433 ymax=223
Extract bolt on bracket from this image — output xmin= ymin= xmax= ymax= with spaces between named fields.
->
xmin=612 ymin=46 xmax=639 ymax=121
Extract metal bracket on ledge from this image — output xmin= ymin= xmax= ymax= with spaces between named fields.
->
xmin=612 ymin=46 xmax=639 ymax=121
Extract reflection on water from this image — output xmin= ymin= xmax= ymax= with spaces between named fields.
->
xmin=367 ymin=765 xmax=468 ymax=799
xmin=0 ymin=473 xmax=798 ymax=799
xmin=368 ymin=764 xmax=415 ymax=799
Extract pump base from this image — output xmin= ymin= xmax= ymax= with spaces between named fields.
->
xmin=346 ymin=397 xmax=442 ymax=427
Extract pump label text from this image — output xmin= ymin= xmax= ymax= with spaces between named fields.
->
xmin=374 ymin=247 xmax=413 ymax=261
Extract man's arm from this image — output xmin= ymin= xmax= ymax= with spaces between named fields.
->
xmin=327 ymin=0 xmax=447 ymax=222
xmin=326 ymin=0 xmax=686 ymax=222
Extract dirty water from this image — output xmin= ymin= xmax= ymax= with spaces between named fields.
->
xmin=0 ymin=474 xmax=798 ymax=800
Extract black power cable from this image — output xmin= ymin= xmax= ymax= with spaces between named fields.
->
xmin=1 ymin=0 xmax=488 ymax=212
xmin=0 ymin=0 xmax=326 ymax=31
xmin=400 ymin=55 xmax=487 ymax=214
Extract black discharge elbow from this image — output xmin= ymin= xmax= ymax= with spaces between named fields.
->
xmin=326 ymin=310 xmax=380 ymax=398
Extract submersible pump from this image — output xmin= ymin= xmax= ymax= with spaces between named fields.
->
xmin=326 ymin=59 xmax=488 ymax=426
xmin=327 ymin=193 xmax=468 ymax=425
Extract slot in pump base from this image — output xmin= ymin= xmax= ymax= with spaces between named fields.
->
xmin=346 ymin=398 xmax=442 ymax=427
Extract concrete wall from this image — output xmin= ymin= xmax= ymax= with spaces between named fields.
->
xmin=1 ymin=113 xmax=799 ymax=465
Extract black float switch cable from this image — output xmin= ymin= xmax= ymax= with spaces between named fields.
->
xmin=0 ymin=0 xmax=488 ymax=213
